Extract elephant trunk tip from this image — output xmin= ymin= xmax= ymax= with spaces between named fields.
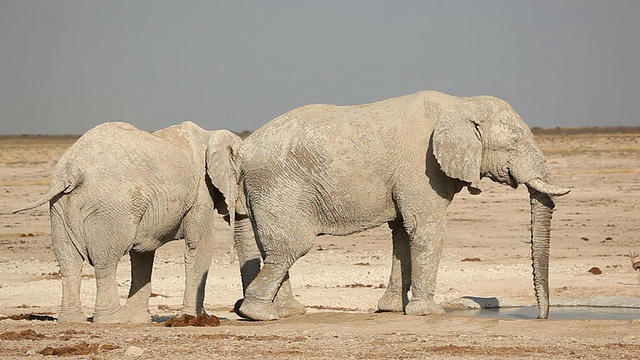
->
xmin=526 ymin=178 xmax=570 ymax=197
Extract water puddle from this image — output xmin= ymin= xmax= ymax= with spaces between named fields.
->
xmin=446 ymin=306 xmax=640 ymax=320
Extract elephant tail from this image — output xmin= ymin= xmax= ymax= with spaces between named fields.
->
xmin=228 ymin=162 xmax=240 ymax=235
xmin=11 ymin=165 xmax=83 ymax=214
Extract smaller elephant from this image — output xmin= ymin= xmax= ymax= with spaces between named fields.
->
xmin=12 ymin=121 xmax=241 ymax=323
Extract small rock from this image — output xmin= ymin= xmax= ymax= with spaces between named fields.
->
xmin=588 ymin=267 xmax=602 ymax=275
xmin=125 ymin=346 xmax=144 ymax=357
xmin=26 ymin=350 xmax=36 ymax=355
xmin=461 ymin=257 xmax=481 ymax=262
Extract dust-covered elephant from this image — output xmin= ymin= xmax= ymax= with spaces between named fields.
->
xmin=12 ymin=121 xmax=242 ymax=323
xmin=231 ymin=90 xmax=570 ymax=321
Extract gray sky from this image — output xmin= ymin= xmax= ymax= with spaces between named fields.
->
xmin=1 ymin=1 xmax=638 ymax=135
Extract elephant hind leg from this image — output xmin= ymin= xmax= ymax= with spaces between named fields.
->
xmin=92 ymin=261 xmax=125 ymax=323
xmin=273 ymin=273 xmax=307 ymax=318
xmin=57 ymin=254 xmax=87 ymax=323
xmin=236 ymin=272 xmax=307 ymax=319
xmin=377 ymin=219 xmax=411 ymax=313
xmin=122 ymin=250 xmax=155 ymax=323
xmin=51 ymin=211 xmax=87 ymax=323
xmin=239 ymin=227 xmax=314 ymax=321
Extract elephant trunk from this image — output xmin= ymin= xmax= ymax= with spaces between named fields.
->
xmin=527 ymin=188 xmax=554 ymax=319
xmin=512 ymin=144 xmax=569 ymax=319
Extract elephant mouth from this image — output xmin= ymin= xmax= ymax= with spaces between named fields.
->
xmin=507 ymin=172 xmax=520 ymax=189
xmin=484 ymin=171 xmax=519 ymax=189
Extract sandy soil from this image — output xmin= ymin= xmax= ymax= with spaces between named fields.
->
xmin=0 ymin=129 xmax=639 ymax=359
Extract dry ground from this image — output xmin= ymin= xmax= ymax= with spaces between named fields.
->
xmin=0 ymin=128 xmax=639 ymax=359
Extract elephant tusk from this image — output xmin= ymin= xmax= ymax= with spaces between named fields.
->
xmin=526 ymin=178 xmax=571 ymax=196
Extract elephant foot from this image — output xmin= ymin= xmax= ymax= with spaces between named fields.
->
xmin=376 ymin=291 xmax=405 ymax=312
xmin=237 ymin=299 xmax=278 ymax=321
xmin=57 ymin=310 xmax=88 ymax=323
xmin=404 ymin=298 xmax=445 ymax=316
xmin=122 ymin=306 xmax=152 ymax=324
xmin=274 ymin=297 xmax=306 ymax=318
xmin=92 ymin=306 xmax=129 ymax=324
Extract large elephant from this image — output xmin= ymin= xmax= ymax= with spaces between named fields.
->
xmin=12 ymin=121 xmax=242 ymax=323
xmin=232 ymin=90 xmax=570 ymax=321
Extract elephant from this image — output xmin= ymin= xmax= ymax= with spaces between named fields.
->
xmin=12 ymin=121 xmax=242 ymax=323
xmin=230 ymin=90 xmax=570 ymax=321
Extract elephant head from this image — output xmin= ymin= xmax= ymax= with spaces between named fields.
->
xmin=156 ymin=122 xmax=243 ymax=218
xmin=432 ymin=97 xmax=570 ymax=319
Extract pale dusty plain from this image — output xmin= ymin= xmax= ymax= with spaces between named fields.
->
xmin=0 ymin=128 xmax=639 ymax=359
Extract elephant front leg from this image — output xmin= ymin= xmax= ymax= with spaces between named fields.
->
xmin=183 ymin=234 xmax=214 ymax=316
xmin=378 ymin=219 xmax=411 ymax=312
xmin=233 ymin=214 xmax=262 ymax=310
xmin=404 ymin=218 xmax=446 ymax=316
xmin=122 ymin=250 xmax=155 ymax=323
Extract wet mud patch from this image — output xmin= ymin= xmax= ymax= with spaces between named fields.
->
xmin=448 ymin=305 xmax=640 ymax=320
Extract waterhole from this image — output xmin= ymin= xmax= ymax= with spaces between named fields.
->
xmin=446 ymin=306 xmax=640 ymax=320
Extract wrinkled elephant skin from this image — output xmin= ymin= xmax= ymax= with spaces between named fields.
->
xmin=13 ymin=121 xmax=242 ymax=323
xmin=233 ymin=91 xmax=569 ymax=321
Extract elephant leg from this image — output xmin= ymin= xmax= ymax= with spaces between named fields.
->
xmin=239 ymin=226 xmax=314 ymax=321
xmin=404 ymin=216 xmax=446 ymax=316
xmin=92 ymin=261 xmax=125 ymax=323
xmin=232 ymin=215 xmax=305 ymax=319
xmin=122 ymin=250 xmax=154 ymax=323
xmin=232 ymin=214 xmax=262 ymax=314
xmin=378 ymin=219 xmax=411 ymax=312
xmin=59 ymin=265 xmax=86 ymax=323
xmin=273 ymin=273 xmax=307 ymax=318
xmin=50 ymin=210 xmax=87 ymax=323
xmin=183 ymin=231 xmax=214 ymax=316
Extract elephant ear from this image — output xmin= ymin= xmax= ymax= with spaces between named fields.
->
xmin=206 ymin=130 xmax=242 ymax=214
xmin=432 ymin=100 xmax=483 ymax=190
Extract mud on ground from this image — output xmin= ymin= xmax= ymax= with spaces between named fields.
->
xmin=0 ymin=128 xmax=639 ymax=359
